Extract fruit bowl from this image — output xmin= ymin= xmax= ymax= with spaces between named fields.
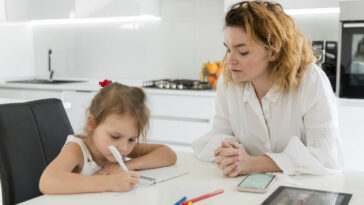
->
xmin=199 ymin=61 xmax=222 ymax=89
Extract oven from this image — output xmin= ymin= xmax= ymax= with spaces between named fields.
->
xmin=337 ymin=0 xmax=364 ymax=98
xmin=337 ymin=21 xmax=364 ymax=98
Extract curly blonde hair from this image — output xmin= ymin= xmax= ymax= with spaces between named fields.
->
xmin=223 ymin=1 xmax=317 ymax=92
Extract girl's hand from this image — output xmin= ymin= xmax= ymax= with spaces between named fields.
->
xmin=214 ymin=141 xmax=253 ymax=177
xmin=108 ymin=171 xmax=140 ymax=192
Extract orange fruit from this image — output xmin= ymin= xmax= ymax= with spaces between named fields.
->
xmin=207 ymin=63 xmax=218 ymax=74
xmin=216 ymin=67 xmax=222 ymax=79
xmin=208 ymin=75 xmax=217 ymax=88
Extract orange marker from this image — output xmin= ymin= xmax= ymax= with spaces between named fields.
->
xmin=181 ymin=189 xmax=224 ymax=205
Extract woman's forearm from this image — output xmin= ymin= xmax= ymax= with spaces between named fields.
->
xmin=249 ymin=155 xmax=282 ymax=173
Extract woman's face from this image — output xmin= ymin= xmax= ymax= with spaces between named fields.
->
xmin=224 ymin=26 xmax=274 ymax=82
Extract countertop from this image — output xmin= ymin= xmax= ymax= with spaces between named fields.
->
xmin=0 ymin=78 xmax=217 ymax=97
xmin=4 ymin=78 xmax=364 ymax=101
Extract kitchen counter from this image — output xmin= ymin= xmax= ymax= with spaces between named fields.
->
xmin=0 ymin=79 xmax=216 ymax=97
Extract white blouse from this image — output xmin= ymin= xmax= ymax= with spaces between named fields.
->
xmin=192 ymin=64 xmax=343 ymax=175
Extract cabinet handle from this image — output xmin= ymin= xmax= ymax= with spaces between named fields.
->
xmin=75 ymin=90 xmax=92 ymax=93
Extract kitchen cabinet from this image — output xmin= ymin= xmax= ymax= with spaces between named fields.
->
xmin=62 ymin=90 xmax=97 ymax=134
xmin=0 ymin=85 xmax=215 ymax=152
xmin=0 ymin=87 xmax=63 ymax=100
xmin=5 ymin=0 xmax=159 ymax=22
xmin=6 ymin=0 xmax=75 ymax=22
xmin=75 ymin=0 xmax=159 ymax=18
xmin=145 ymin=90 xmax=215 ymax=151
xmin=0 ymin=0 xmax=5 ymax=22
xmin=224 ymin=0 xmax=338 ymax=11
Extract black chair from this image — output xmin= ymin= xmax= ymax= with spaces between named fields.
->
xmin=0 ymin=98 xmax=74 ymax=205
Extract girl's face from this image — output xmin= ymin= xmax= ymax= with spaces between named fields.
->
xmin=223 ymin=26 xmax=275 ymax=82
xmin=90 ymin=114 xmax=139 ymax=163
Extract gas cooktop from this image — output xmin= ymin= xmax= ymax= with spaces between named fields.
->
xmin=142 ymin=79 xmax=212 ymax=90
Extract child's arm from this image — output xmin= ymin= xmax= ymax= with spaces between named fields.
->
xmin=125 ymin=143 xmax=177 ymax=170
xmin=39 ymin=142 xmax=140 ymax=194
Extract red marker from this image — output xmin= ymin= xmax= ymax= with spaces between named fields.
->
xmin=181 ymin=189 xmax=224 ymax=205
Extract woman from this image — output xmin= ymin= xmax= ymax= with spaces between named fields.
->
xmin=192 ymin=1 xmax=343 ymax=177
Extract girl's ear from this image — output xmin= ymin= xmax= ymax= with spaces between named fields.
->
xmin=86 ymin=115 xmax=96 ymax=133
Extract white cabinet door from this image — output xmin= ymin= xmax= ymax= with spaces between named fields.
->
xmin=62 ymin=90 xmax=96 ymax=134
xmin=0 ymin=0 xmax=5 ymax=22
xmin=146 ymin=92 xmax=215 ymax=146
xmin=5 ymin=0 xmax=159 ymax=22
xmin=75 ymin=0 xmax=159 ymax=18
xmin=148 ymin=118 xmax=212 ymax=145
xmin=6 ymin=0 xmax=75 ymax=21
xmin=147 ymin=93 xmax=215 ymax=120
xmin=0 ymin=88 xmax=63 ymax=100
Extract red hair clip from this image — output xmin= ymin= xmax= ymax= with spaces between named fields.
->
xmin=99 ymin=79 xmax=112 ymax=87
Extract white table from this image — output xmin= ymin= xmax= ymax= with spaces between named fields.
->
xmin=20 ymin=153 xmax=364 ymax=205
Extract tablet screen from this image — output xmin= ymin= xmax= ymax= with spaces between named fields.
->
xmin=261 ymin=186 xmax=352 ymax=205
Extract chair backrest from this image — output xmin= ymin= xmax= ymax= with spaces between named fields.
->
xmin=0 ymin=98 xmax=74 ymax=205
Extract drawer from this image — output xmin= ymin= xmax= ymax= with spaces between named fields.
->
xmin=0 ymin=88 xmax=63 ymax=100
xmin=147 ymin=93 xmax=215 ymax=120
xmin=147 ymin=118 xmax=212 ymax=145
xmin=62 ymin=90 xmax=97 ymax=133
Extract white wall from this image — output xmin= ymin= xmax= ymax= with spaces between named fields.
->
xmin=0 ymin=24 xmax=34 ymax=80
xmin=32 ymin=0 xmax=226 ymax=81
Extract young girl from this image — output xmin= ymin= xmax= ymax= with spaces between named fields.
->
xmin=39 ymin=82 xmax=177 ymax=194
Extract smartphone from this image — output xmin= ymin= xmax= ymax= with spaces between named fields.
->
xmin=236 ymin=173 xmax=277 ymax=193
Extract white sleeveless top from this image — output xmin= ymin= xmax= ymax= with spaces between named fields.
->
xmin=64 ymin=135 xmax=102 ymax=175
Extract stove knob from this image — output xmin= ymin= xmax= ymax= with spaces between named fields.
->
xmin=177 ymin=84 xmax=184 ymax=89
xmin=164 ymin=83 xmax=170 ymax=89
xmin=157 ymin=84 xmax=164 ymax=88
xmin=171 ymin=83 xmax=177 ymax=89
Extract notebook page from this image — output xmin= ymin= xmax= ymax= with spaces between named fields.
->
xmin=137 ymin=166 xmax=188 ymax=183
xmin=134 ymin=177 xmax=155 ymax=189
xmin=112 ymin=166 xmax=188 ymax=194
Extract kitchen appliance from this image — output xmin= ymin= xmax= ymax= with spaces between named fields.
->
xmin=143 ymin=79 xmax=212 ymax=90
xmin=336 ymin=0 xmax=364 ymax=98
xmin=312 ymin=40 xmax=337 ymax=92
xmin=322 ymin=41 xmax=338 ymax=92
xmin=312 ymin=40 xmax=325 ymax=65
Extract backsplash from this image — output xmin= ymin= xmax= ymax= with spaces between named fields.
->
xmin=1 ymin=0 xmax=340 ymax=81
xmin=32 ymin=0 xmax=226 ymax=81
xmin=0 ymin=24 xmax=34 ymax=80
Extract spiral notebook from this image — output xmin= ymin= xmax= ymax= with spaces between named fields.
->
xmin=135 ymin=166 xmax=188 ymax=189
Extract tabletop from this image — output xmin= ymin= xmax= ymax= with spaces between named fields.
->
xmin=20 ymin=152 xmax=364 ymax=205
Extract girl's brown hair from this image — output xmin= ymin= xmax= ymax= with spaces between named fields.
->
xmin=86 ymin=82 xmax=150 ymax=141
xmin=223 ymin=1 xmax=317 ymax=92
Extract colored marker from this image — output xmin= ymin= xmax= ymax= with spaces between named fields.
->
xmin=174 ymin=196 xmax=187 ymax=205
xmin=188 ymin=202 xmax=192 ymax=205
xmin=181 ymin=189 xmax=224 ymax=205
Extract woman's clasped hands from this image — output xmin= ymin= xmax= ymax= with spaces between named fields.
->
xmin=214 ymin=141 xmax=254 ymax=177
